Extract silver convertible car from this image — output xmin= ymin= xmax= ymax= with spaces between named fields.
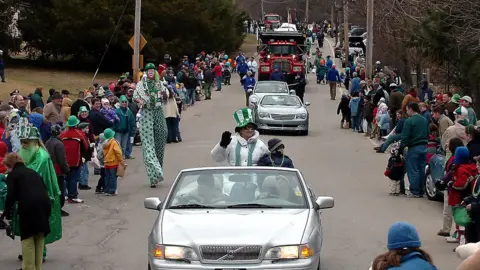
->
xmin=252 ymin=94 xmax=310 ymax=135
xmin=145 ymin=167 xmax=334 ymax=270
xmin=248 ymin=80 xmax=291 ymax=108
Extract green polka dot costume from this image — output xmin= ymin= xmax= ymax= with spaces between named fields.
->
xmin=134 ymin=63 xmax=168 ymax=185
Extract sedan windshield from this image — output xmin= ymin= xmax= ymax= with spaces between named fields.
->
xmin=166 ymin=169 xmax=307 ymax=209
xmin=254 ymin=83 xmax=288 ymax=94
xmin=261 ymin=95 xmax=301 ymax=106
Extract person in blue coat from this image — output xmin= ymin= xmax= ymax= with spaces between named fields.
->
xmin=326 ymin=64 xmax=340 ymax=100
xmin=326 ymin=55 xmax=333 ymax=70
xmin=243 ymin=71 xmax=256 ymax=106
xmin=371 ymin=222 xmax=437 ymax=270
xmin=257 ymin=138 xmax=294 ymax=168
xmin=237 ymin=59 xmax=249 ymax=84
xmin=270 ymin=66 xmax=284 ymax=81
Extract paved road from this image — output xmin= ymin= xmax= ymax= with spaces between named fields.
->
xmin=0 ymin=46 xmax=461 ymax=270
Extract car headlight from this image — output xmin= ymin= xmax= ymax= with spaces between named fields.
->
xmin=264 ymin=244 xmax=313 ymax=260
xmin=258 ymin=112 xmax=270 ymax=118
xmin=261 ymin=66 xmax=270 ymax=72
xmin=293 ymin=66 xmax=302 ymax=72
xmin=153 ymin=245 xmax=199 ymax=261
xmin=296 ymin=113 xmax=307 ymax=119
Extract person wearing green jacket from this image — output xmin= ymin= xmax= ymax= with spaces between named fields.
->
xmin=29 ymin=87 xmax=44 ymax=111
xmin=460 ymin=96 xmax=477 ymax=125
xmin=114 ymin=95 xmax=136 ymax=159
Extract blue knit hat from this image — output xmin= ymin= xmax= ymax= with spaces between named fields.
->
xmin=387 ymin=222 xmax=421 ymax=250
xmin=454 ymin=146 xmax=470 ymax=165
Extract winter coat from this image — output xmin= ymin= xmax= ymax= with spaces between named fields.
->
xmin=45 ymin=136 xmax=70 ymax=176
xmin=326 ymin=69 xmax=340 ymax=82
xmin=349 ymin=77 xmax=361 ymax=93
xmin=244 ymin=77 xmax=256 ymax=90
xmin=379 ymin=112 xmax=391 ymax=130
xmin=89 ymin=108 xmax=113 ymax=136
xmin=211 ymin=131 xmax=269 ymax=166
xmin=349 ymin=97 xmax=361 ymax=116
xmin=448 ymin=163 xmax=477 ymax=206
xmin=4 ymin=163 xmax=51 ymax=240
xmin=257 ymin=152 xmax=294 ymax=168
xmin=363 ymin=101 xmax=374 ymax=122
xmin=103 ymin=138 xmax=123 ymax=168
xmin=43 ymin=102 xmax=62 ymax=124
xmin=422 ymin=110 xmax=432 ymax=123
xmin=114 ymin=107 xmax=136 ymax=136
xmin=163 ymin=98 xmax=179 ymax=119
xmin=401 ymin=94 xmax=420 ymax=113
xmin=101 ymin=107 xmax=120 ymax=124
xmin=385 ymin=252 xmax=437 ymax=270
xmin=337 ymin=95 xmax=350 ymax=116
xmin=270 ymin=71 xmax=284 ymax=81
xmin=29 ymin=89 xmax=44 ymax=110
xmin=389 ymin=91 xmax=404 ymax=111
xmin=78 ymin=116 xmax=95 ymax=142
xmin=437 ymin=115 xmax=454 ymax=138
xmin=60 ymin=98 xmax=72 ymax=124
xmin=441 ymin=122 xmax=470 ymax=151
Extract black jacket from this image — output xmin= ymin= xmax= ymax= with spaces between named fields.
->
xmin=88 ymin=108 xmax=113 ymax=136
xmin=257 ymin=152 xmax=294 ymax=168
xmin=45 ymin=136 xmax=70 ymax=175
xmin=4 ymin=163 xmax=51 ymax=240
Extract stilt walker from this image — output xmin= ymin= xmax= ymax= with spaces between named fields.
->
xmin=133 ymin=63 xmax=168 ymax=188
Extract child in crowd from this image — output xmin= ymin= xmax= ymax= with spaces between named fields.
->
xmin=337 ymin=94 xmax=351 ymax=129
xmin=102 ymin=128 xmax=125 ymax=196
xmin=371 ymin=104 xmax=379 ymax=139
xmin=378 ymin=106 xmax=390 ymax=137
xmin=223 ymin=62 xmax=232 ymax=85
xmin=349 ymin=92 xmax=361 ymax=132
xmin=427 ymin=123 xmax=440 ymax=164
xmin=100 ymin=98 xmax=120 ymax=124
xmin=363 ymin=95 xmax=374 ymax=136
xmin=384 ymin=142 xmax=405 ymax=196
xmin=95 ymin=133 xmax=106 ymax=194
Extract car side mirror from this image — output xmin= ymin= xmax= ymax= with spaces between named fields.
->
xmin=144 ymin=197 xmax=162 ymax=211
xmin=304 ymin=102 xmax=311 ymax=106
xmin=315 ymin=196 xmax=334 ymax=210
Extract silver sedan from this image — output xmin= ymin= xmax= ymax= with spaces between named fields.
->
xmin=252 ymin=94 xmax=310 ymax=135
xmin=144 ymin=167 xmax=334 ymax=270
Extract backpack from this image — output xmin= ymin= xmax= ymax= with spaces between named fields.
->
xmin=62 ymin=137 xmax=82 ymax=167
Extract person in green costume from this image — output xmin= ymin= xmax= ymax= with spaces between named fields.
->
xmin=133 ymin=63 xmax=169 ymax=188
xmin=13 ymin=117 xmax=62 ymax=262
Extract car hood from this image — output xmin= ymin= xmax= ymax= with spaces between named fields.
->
xmin=259 ymin=106 xmax=305 ymax=114
xmin=162 ymin=209 xmax=309 ymax=246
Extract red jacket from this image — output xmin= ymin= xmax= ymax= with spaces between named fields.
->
xmin=213 ymin=65 xmax=222 ymax=77
xmin=0 ymin=140 xmax=7 ymax=174
xmin=60 ymin=128 xmax=89 ymax=168
xmin=448 ymin=163 xmax=478 ymax=206
xmin=158 ymin=64 xmax=167 ymax=75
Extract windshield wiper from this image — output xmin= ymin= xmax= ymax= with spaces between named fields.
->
xmin=169 ymin=204 xmax=215 ymax=209
xmin=227 ymin=203 xmax=282 ymax=208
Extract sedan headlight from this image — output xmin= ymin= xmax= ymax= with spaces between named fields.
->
xmin=264 ymin=244 xmax=313 ymax=260
xmin=296 ymin=113 xmax=307 ymax=119
xmin=261 ymin=66 xmax=270 ymax=72
xmin=153 ymin=245 xmax=199 ymax=261
xmin=293 ymin=66 xmax=302 ymax=72
xmin=258 ymin=112 xmax=270 ymax=118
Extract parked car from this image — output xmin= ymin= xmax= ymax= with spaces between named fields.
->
xmin=252 ymin=94 xmax=310 ymax=135
xmin=145 ymin=166 xmax=334 ymax=270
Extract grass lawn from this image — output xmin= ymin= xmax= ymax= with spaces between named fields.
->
xmin=0 ymin=67 xmax=118 ymax=101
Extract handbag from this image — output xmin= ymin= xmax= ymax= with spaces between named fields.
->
xmin=453 ymin=205 xmax=472 ymax=227
xmin=117 ymin=162 xmax=126 ymax=177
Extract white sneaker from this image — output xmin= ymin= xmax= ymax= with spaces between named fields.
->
xmin=446 ymin=236 xmax=459 ymax=243
xmin=68 ymin=198 xmax=84 ymax=204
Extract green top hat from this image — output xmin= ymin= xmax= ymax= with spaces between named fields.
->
xmin=233 ymin=108 xmax=256 ymax=128
xmin=144 ymin=63 xmax=156 ymax=70
xmin=78 ymin=106 xmax=89 ymax=115
xmin=67 ymin=115 xmax=80 ymax=127
xmin=16 ymin=117 xmax=41 ymax=140
xmin=104 ymin=128 xmax=115 ymax=140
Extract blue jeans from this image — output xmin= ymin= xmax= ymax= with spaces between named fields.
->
xmin=406 ymin=144 xmax=427 ymax=196
xmin=216 ymin=76 xmax=223 ymax=90
xmin=379 ymin=133 xmax=401 ymax=152
xmin=125 ymin=136 xmax=133 ymax=157
xmin=187 ymin=88 xmax=195 ymax=105
xmin=66 ymin=167 xmax=81 ymax=199
xmin=104 ymin=167 xmax=118 ymax=194
xmin=351 ymin=114 xmax=360 ymax=131
xmin=177 ymin=116 xmax=182 ymax=141
xmin=79 ymin=162 xmax=89 ymax=186
xmin=115 ymin=132 xmax=129 ymax=158
xmin=166 ymin=117 xmax=179 ymax=142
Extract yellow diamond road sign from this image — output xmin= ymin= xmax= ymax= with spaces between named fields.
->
xmin=129 ymin=34 xmax=147 ymax=51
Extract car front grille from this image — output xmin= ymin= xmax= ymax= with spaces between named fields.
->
xmin=272 ymin=60 xmax=291 ymax=73
xmin=200 ymin=245 xmax=262 ymax=262
xmin=271 ymin=114 xmax=296 ymax=120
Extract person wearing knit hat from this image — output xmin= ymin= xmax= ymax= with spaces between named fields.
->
xmin=211 ymin=108 xmax=269 ymax=166
xmin=257 ymin=138 xmax=294 ymax=167
xmin=370 ymin=222 xmax=436 ymax=270
xmin=102 ymin=128 xmax=125 ymax=195
xmin=113 ymin=95 xmax=136 ymax=159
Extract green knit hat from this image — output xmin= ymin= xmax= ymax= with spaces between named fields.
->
xmin=16 ymin=117 xmax=41 ymax=140
xmin=233 ymin=108 xmax=256 ymax=128
xmin=451 ymin=93 xmax=461 ymax=104
xmin=67 ymin=115 xmax=80 ymax=127
xmin=78 ymin=106 xmax=89 ymax=115
xmin=104 ymin=128 xmax=115 ymax=140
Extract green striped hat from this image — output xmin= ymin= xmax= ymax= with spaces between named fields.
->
xmin=233 ymin=108 xmax=256 ymax=128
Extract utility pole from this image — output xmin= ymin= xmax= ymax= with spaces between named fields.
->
xmin=261 ymin=0 xmax=264 ymax=18
xmin=343 ymin=0 xmax=349 ymax=67
xmin=133 ymin=0 xmax=141 ymax=82
xmin=366 ymin=0 xmax=373 ymax=78
xmin=305 ymin=0 xmax=309 ymax=23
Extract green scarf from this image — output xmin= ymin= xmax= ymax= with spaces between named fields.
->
xmin=235 ymin=140 xmax=257 ymax=166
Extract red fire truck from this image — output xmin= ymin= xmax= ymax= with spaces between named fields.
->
xmin=257 ymin=30 xmax=306 ymax=84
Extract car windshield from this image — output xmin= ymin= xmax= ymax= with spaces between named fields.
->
xmin=350 ymin=28 xmax=366 ymax=36
xmin=268 ymin=45 xmax=297 ymax=55
xmin=254 ymin=83 xmax=288 ymax=93
xmin=166 ymin=169 xmax=308 ymax=209
xmin=265 ymin=16 xmax=280 ymax=21
xmin=261 ymin=95 xmax=301 ymax=106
